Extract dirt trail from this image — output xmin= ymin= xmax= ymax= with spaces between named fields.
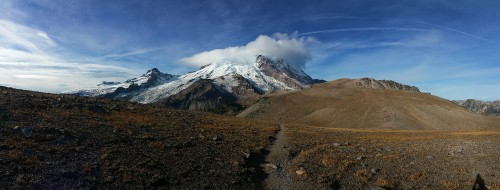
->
xmin=262 ymin=124 xmax=295 ymax=190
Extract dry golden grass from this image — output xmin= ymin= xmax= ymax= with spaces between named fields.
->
xmin=241 ymin=79 xmax=500 ymax=131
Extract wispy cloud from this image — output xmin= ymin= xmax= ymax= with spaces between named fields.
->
xmin=297 ymin=15 xmax=497 ymax=44
xmin=299 ymin=16 xmax=365 ymax=20
xmin=298 ymin=27 xmax=431 ymax=36
xmin=0 ymin=1 xmax=26 ymax=20
xmin=100 ymin=47 xmax=165 ymax=59
xmin=412 ymin=21 xmax=498 ymax=44
xmin=0 ymin=19 xmax=135 ymax=92
xmin=319 ymin=31 xmax=445 ymax=50
xmin=35 ymin=31 xmax=56 ymax=46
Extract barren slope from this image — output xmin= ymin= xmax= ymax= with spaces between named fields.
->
xmin=240 ymin=78 xmax=500 ymax=131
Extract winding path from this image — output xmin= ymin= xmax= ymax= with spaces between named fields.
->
xmin=262 ymin=124 xmax=294 ymax=190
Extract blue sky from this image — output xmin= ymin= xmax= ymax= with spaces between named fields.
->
xmin=0 ymin=0 xmax=499 ymax=100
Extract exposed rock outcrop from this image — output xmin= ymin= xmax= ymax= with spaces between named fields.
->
xmin=453 ymin=99 xmax=500 ymax=115
xmin=256 ymin=55 xmax=323 ymax=89
xmin=352 ymin=78 xmax=420 ymax=92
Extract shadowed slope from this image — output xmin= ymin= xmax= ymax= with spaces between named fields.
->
xmin=0 ymin=86 xmax=278 ymax=189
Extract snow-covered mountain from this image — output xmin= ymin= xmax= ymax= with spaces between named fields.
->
xmin=66 ymin=68 xmax=177 ymax=98
xmin=67 ymin=55 xmax=324 ymax=112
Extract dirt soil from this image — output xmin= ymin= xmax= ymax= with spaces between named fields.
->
xmin=262 ymin=124 xmax=294 ymax=189
xmin=0 ymin=86 xmax=279 ymax=189
xmin=283 ymin=125 xmax=500 ymax=189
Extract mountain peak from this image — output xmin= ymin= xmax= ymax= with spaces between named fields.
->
xmin=256 ymin=55 xmax=317 ymax=89
xmin=256 ymin=55 xmax=289 ymax=68
xmin=143 ymin=68 xmax=162 ymax=77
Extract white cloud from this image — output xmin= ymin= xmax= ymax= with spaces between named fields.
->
xmin=180 ymin=33 xmax=316 ymax=69
xmin=0 ymin=19 xmax=135 ymax=92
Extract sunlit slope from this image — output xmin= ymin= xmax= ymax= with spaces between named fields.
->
xmin=240 ymin=78 xmax=500 ymax=130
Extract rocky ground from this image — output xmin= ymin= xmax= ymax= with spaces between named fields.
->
xmin=0 ymin=86 xmax=278 ymax=189
xmin=283 ymin=125 xmax=500 ymax=189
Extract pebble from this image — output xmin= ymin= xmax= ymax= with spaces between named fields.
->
xmin=357 ymin=156 xmax=366 ymax=160
xmin=296 ymin=167 xmax=305 ymax=175
xmin=371 ymin=168 xmax=379 ymax=174
xmin=21 ymin=127 xmax=34 ymax=138
xmin=426 ymin=156 xmax=434 ymax=159
xmin=266 ymin=163 xmax=278 ymax=169
xmin=361 ymin=162 xmax=368 ymax=167
xmin=213 ymin=134 xmax=223 ymax=141
xmin=13 ymin=126 xmax=19 ymax=130
xmin=243 ymin=152 xmax=250 ymax=159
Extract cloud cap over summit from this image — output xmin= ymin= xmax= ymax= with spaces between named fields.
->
xmin=180 ymin=33 xmax=316 ymax=69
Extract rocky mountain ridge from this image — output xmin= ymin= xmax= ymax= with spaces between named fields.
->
xmin=453 ymin=99 xmax=500 ymax=115
xmin=70 ymin=68 xmax=177 ymax=99
xmin=352 ymin=78 xmax=420 ymax=92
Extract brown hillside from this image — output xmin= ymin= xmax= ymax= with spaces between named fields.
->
xmin=239 ymin=78 xmax=500 ymax=130
xmin=0 ymin=86 xmax=278 ymax=189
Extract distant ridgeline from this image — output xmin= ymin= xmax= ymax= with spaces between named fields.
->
xmin=453 ymin=99 xmax=500 ymax=116
xmin=354 ymin=78 xmax=421 ymax=93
